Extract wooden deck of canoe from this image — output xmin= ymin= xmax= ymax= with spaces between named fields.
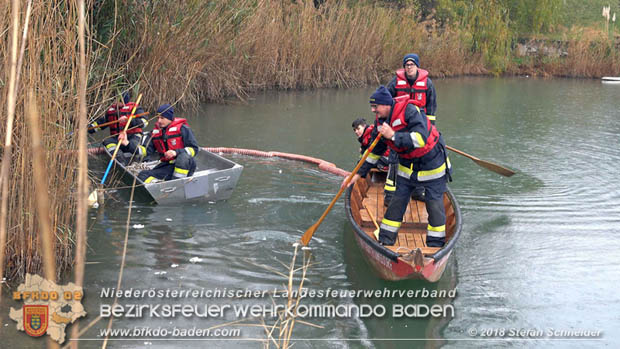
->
xmin=346 ymin=169 xmax=461 ymax=282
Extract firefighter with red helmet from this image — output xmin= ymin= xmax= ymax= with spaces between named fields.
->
xmin=137 ymin=104 xmax=199 ymax=183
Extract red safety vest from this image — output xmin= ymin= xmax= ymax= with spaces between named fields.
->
xmin=382 ymin=100 xmax=439 ymax=159
xmin=394 ymin=68 xmax=429 ymax=111
xmin=105 ymin=102 xmax=142 ymax=135
xmin=362 ymin=125 xmax=389 ymax=157
xmin=151 ymin=118 xmax=188 ymax=160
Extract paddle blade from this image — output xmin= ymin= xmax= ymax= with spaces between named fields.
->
xmin=473 ymin=158 xmax=516 ymax=177
xmin=300 ymin=223 xmax=318 ymax=246
xmin=446 ymin=145 xmax=516 ymax=177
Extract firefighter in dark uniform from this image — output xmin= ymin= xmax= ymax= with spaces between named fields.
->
xmin=137 ymin=104 xmax=199 ymax=183
xmin=89 ymin=91 xmax=148 ymax=161
xmin=386 ymin=53 xmax=438 ymax=201
xmin=343 ymin=86 xmax=451 ymax=247
xmin=352 ymin=118 xmax=393 ymax=204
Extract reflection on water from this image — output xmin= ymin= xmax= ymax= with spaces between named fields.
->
xmin=1 ymin=78 xmax=620 ymax=348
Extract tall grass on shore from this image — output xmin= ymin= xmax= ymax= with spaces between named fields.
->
xmin=97 ymin=0 xmax=473 ymax=109
xmin=100 ymin=0 xmax=620 ymax=109
xmin=544 ymin=27 xmax=620 ymax=77
xmin=0 ymin=0 xmax=111 ymax=285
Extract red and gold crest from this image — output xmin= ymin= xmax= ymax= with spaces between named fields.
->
xmin=23 ymin=305 xmax=48 ymax=337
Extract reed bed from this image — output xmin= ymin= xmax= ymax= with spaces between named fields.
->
xmin=542 ymin=28 xmax=620 ymax=77
xmin=100 ymin=0 xmax=475 ymax=110
xmin=102 ymin=0 xmax=620 ymax=109
xmin=0 ymin=0 xmax=118 ymax=286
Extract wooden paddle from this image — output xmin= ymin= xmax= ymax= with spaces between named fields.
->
xmin=300 ymin=133 xmax=382 ymax=246
xmin=100 ymin=93 xmax=143 ymax=185
xmin=363 ymin=202 xmax=381 ymax=241
xmin=87 ymin=111 xmax=149 ymax=131
xmin=446 ymin=145 xmax=515 ymax=177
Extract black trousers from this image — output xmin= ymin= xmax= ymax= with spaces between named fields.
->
xmin=378 ymin=174 xmax=447 ymax=247
xmin=137 ymin=152 xmax=196 ymax=182
xmin=103 ymin=134 xmax=144 ymax=158
xmin=384 ymin=152 xmax=424 ymax=203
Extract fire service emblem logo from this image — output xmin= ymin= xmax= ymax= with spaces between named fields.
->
xmin=23 ymin=305 xmax=48 ymax=337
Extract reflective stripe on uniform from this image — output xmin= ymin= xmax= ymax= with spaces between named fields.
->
xmin=417 ymin=158 xmax=451 ymax=181
xmin=397 ymin=158 xmax=451 ymax=181
xmin=138 ymin=145 xmax=146 ymax=157
xmin=410 ymin=131 xmax=425 ymax=148
xmin=105 ymin=143 xmax=116 ymax=150
xmin=185 ymin=147 xmax=196 ymax=157
xmin=384 ymin=183 xmax=396 ymax=192
xmin=426 ymin=115 xmax=436 ymax=122
xmin=380 ymin=218 xmax=401 ymax=232
xmin=397 ymin=163 xmax=413 ymax=179
xmin=145 ymin=176 xmax=156 ymax=183
xmin=427 ymin=224 xmax=446 ymax=238
xmin=174 ymin=167 xmax=189 ymax=176
xmin=366 ymin=152 xmax=380 ymax=165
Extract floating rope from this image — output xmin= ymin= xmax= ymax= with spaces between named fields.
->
xmin=88 ymin=146 xmax=352 ymax=177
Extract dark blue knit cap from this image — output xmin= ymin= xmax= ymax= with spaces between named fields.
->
xmin=403 ymin=53 xmax=420 ymax=67
xmin=157 ymin=104 xmax=174 ymax=120
xmin=122 ymin=91 xmax=131 ymax=104
xmin=369 ymin=85 xmax=393 ymax=106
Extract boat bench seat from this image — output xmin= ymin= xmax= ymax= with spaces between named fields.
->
xmin=385 ymin=245 xmax=441 ymax=256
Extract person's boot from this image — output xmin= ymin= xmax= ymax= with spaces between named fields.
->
xmin=426 ymin=236 xmax=445 ymax=247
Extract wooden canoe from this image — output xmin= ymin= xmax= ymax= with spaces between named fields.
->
xmin=345 ymin=169 xmax=462 ymax=282
xmin=103 ymin=146 xmax=243 ymax=204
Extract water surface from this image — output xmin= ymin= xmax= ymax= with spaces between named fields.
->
xmin=1 ymin=77 xmax=619 ymax=348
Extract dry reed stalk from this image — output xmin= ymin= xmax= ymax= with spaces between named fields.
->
xmin=0 ymin=0 xmax=20 ymax=301
xmin=101 ymin=176 xmax=138 ymax=349
xmin=13 ymin=0 xmax=32 ymax=97
xmin=70 ymin=0 xmax=89 ymax=347
xmin=26 ymin=88 xmax=60 ymax=349
xmin=25 ymin=92 xmax=56 ymax=282
xmin=255 ymin=244 xmax=314 ymax=348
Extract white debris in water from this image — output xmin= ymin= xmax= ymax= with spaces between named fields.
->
xmin=154 ymin=271 xmax=167 ymax=275
xmin=165 ymin=218 xmax=173 ymax=222
xmin=278 ymin=169 xmax=282 ymax=173
xmin=170 ymin=264 xmax=179 ymax=268
xmin=132 ymin=224 xmax=145 ymax=229
xmin=189 ymin=257 xmax=203 ymax=264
